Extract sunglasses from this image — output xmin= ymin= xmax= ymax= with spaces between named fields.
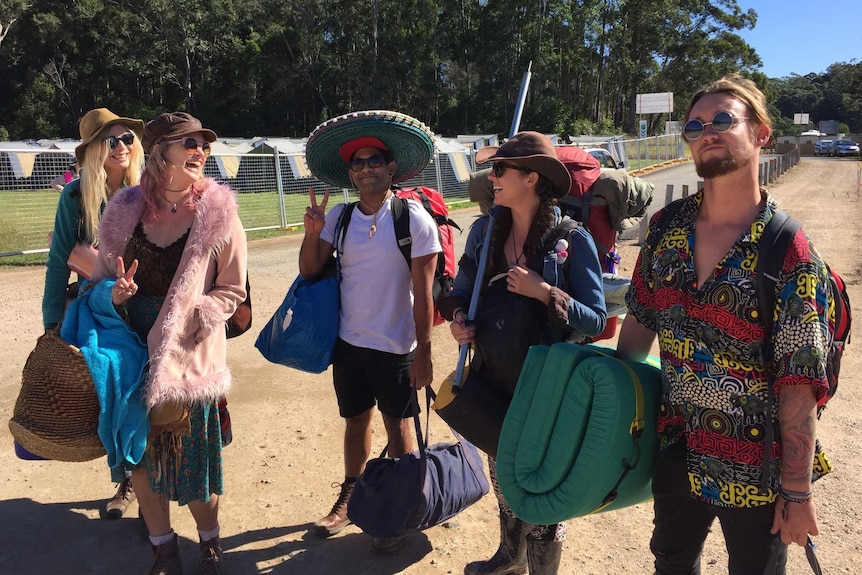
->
xmin=349 ymin=155 xmax=385 ymax=172
xmin=165 ymin=137 xmax=212 ymax=156
xmin=492 ymin=161 xmax=533 ymax=178
xmin=105 ymin=132 xmax=136 ymax=149
xmin=683 ymin=111 xmax=752 ymax=141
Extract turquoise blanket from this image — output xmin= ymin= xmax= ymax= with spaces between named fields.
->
xmin=61 ymin=280 xmax=149 ymax=471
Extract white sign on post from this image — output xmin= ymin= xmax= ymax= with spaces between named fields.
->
xmin=793 ymin=113 xmax=809 ymax=125
xmin=639 ymin=120 xmax=648 ymax=139
xmin=636 ymin=92 xmax=674 ymax=115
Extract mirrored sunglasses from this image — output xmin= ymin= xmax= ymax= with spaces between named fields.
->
xmin=105 ymin=132 xmax=136 ymax=149
xmin=166 ymin=137 xmax=212 ymax=156
xmin=683 ymin=111 xmax=752 ymax=141
xmin=492 ymin=161 xmax=533 ymax=178
xmin=349 ymin=155 xmax=385 ymax=172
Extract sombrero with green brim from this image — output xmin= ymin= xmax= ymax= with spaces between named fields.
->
xmin=306 ymin=110 xmax=435 ymax=189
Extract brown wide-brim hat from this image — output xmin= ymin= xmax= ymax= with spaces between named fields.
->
xmin=476 ymin=131 xmax=572 ymax=199
xmin=75 ymin=108 xmax=145 ymax=164
xmin=142 ymin=112 xmax=217 ymax=153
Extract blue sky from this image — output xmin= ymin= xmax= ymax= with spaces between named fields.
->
xmin=735 ymin=1 xmax=862 ymax=78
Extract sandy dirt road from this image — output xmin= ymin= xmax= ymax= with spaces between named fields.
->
xmin=1 ymin=157 xmax=860 ymax=574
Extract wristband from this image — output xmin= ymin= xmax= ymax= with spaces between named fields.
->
xmin=778 ymin=486 xmax=812 ymax=503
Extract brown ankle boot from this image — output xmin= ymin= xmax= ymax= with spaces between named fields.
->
xmin=313 ymin=481 xmax=355 ymax=537
xmin=146 ymin=534 xmax=183 ymax=575
xmin=106 ymin=476 xmax=136 ymax=519
xmin=198 ymin=536 xmax=224 ymax=575
xmin=464 ymin=509 xmax=528 ymax=575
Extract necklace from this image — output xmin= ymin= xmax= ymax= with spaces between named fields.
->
xmin=161 ymin=190 xmax=191 ymax=213
xmin=359 ymin=190 xmax=391 ymax=239
xmin=510 ymin=229 xmax=525 ymax=267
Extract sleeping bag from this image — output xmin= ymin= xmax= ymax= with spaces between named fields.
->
xmin=495 ymin=342 xmax=662 ymax=524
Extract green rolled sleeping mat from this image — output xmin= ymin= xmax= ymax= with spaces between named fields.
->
xmin=496 ymin=343 xmax=662 ymax=525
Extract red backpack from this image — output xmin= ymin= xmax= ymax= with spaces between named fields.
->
xmin=339 ymin=185 xmax=461 ymax=326
xmin=392 ymin=186 xmax=461 ymax=326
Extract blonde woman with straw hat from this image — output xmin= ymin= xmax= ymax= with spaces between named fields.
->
xmin=40 ymin=107 xmax=145 ymax=519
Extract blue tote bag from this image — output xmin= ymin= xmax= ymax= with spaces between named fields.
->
xmin=254 ymin=265 xmax=339 ymax=374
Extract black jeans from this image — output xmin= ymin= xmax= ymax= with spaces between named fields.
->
xmin=650 ymin=442 xmax=787 ymax=575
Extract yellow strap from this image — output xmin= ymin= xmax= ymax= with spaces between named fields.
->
xmin=590 ymin=348 xmax=644 ymax=435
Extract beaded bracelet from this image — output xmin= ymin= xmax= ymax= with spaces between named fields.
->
xmin=779 ymin=486 xmax=812 ymax=503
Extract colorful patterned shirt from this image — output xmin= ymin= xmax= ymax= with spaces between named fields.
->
xmin=626 ymin=191 xmax=833 ymax=508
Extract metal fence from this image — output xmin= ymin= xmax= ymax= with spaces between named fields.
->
xmin=0 ymin=135 xmax=689 ymax=258
xmin=0 ymin=148 xmax=478 ymax=257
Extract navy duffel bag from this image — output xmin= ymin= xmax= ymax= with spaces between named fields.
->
xmin=347 ymin=389 xmax=489 ymax=538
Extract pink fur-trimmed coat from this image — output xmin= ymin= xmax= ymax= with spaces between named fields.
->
xmin=92 ymin=178 xmax=248 ymax=411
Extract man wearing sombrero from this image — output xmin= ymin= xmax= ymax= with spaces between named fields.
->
xmin=300 ymin=111 xmax=441 ymax=552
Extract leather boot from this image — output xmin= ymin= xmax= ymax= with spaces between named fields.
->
xmin=526 ymin=539 xmax=562 ymax=575
xmin=313 ymin=481 xmax=355 ymax=537
xmin=145 ymin=534 xmax=183 ymax=575
xmin=464 ymin=509 xmax=528 ymax=575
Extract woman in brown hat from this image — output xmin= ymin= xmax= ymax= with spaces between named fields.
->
xmin=40 ymin=107 xmax=145 ymax=518
xmin=438 ymin=131 xmax=607 ymax=575
xmin=90 ymin=111 xmax=247 ymax=575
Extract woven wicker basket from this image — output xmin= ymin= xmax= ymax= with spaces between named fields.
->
xmin=8 ymin=330 xmax=106 ymax=461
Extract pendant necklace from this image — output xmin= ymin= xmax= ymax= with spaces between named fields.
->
xmin=510 ymin=229 xmax=525 ymax=267
xmin=359 ymin=190 xmax=391 ymax=239
xmin=162 ymin=189 xmax=190 ymax=213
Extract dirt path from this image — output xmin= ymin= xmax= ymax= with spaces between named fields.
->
xmin=1 ymin=157 xmax=860 ymax=574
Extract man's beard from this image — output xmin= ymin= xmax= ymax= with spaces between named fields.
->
xmin=694 ymin=149 xmax=753 ymax=179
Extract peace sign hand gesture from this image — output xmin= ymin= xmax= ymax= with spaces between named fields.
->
xmin=304 ymin=187 xmax=330 ymax=236
xmin=112 ymin=256 xmax=139 ymax=306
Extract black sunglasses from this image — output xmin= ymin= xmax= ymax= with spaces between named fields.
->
xmin=166 ymin=137 xmax=212 ymax=156
xmin=105 ymin=132 xmax=136 ymax=149
xmin=492 ymin=161 xmax=533 ymax=178
xmin=349 ymin=155 xmax=385 ymax=172
xmin=683 ymin=111 xmax=752 ymax=141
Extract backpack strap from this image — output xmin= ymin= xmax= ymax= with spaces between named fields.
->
xmin=644 ymin=198 xmax=687 ymax=253
xmin=755 ymin=208 xmax=801 ymax=493
xmin=391 ymin=196 xmax=413 ymax=269
xmin=333 ymin=201 xmax=358 ymax=264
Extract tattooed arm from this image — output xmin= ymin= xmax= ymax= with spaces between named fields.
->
xmin=771 ymin=384 xmax=819 ymax=547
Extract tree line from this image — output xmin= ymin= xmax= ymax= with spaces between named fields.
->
xmin=0 ymin=0 xmax=859 ymax=141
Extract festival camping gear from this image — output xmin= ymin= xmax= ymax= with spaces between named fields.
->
xmin=9 ymin=330 xmax=106 ymax=461
xmin=347 ymin=389 xmax=490 ymax=539
xmin=336 ymin=185 xmax=461 ymax=326
xmin=495 ymin=343 xmax=662 ymax=524
xmin=255 ymin=209 xmax=349 ymax=373
xmin=254 ymin=263 xmax=339 ymax=373
xmin=305 ymin=110 xmax=435 ymax=190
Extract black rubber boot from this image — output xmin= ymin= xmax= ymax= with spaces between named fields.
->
xmin=526 ymin=539 xmax=562 ymax=575
xmin=464 ymin=509 xmax=528 ymax=575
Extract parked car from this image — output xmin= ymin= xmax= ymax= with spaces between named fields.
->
xmin=584 ymin=148 xmax=625 ymax=170
xmin=814 ymin=140 xmax=833 ymax=156
xmin=828 ymin=139 xmax=860 ymax=157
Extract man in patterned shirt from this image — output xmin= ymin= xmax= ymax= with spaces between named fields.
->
xmin=617 ymin=74 xmax=832 ymax=574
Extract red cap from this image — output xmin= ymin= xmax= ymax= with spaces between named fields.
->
xmin=338 ymin=137 xmax=389 ymax=163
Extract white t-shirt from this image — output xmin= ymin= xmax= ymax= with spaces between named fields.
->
xmin=321 ymin=195 xmax=441 ymax=354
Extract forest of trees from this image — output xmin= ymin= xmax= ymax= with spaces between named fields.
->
xmin=1 ymin=0 xmax=860 ymax=141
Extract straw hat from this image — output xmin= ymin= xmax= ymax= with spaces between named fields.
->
xmin=8 ymin=330 xmax=106 ymax=462
xmin=475 ymin=131 xmax=572 ymax=199
xmin=306 ymin=110 xmax=435 ymax=189
xmin=75 ymin=108 xmax=145 ymax=164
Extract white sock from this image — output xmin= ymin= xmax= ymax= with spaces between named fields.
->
xmin=149 ymin=530 xmax=175 ymax=547
xmin=198 ymin=524 xmax=220 ymax=542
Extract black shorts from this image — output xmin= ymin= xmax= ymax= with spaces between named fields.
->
xmin=331 ymin=338 xmax=418 ymax=419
